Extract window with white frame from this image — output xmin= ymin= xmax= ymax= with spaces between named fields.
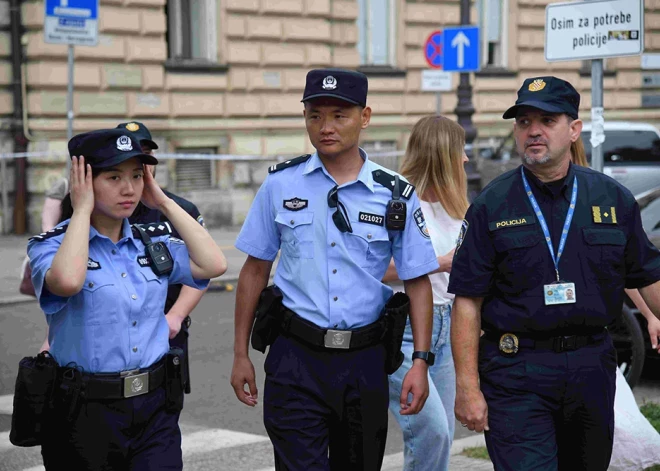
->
xmin=167 ymin=0 xmax=218 ymax=62
xmin=478 ymin=0 xmax=508 ymax=68
xmin=357 ymin=0 xmax=396 ymax=66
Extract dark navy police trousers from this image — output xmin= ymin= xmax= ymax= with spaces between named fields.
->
xmin=263 ymin=334 xmax=389 ymax=471
xmin=480 ymin=333 xmax=617 ymax=471
xmin=41 ymin=386 xmax=182 ymax=471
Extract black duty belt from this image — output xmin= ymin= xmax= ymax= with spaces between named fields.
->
xmin=281 ymin=308 xmax=385 ymax=350
xmin=482 ymin=330 xmax=606 ymax=355
xmin=58 ymin=356 xmax=166 ymax=400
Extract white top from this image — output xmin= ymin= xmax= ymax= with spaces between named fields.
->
xmin=420 ymin=200 xmax=464 ymax=306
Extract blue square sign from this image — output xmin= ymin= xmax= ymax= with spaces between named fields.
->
xmin=443 ymin=26 xmax=480 ymax=73
xmin=44 ymin=0 xmax=99 ymax=46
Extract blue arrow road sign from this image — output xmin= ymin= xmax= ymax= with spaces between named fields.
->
xmin=44 ymin=0 xmax=99 ymax=46
xmin=443 ymin=26 xmax=480 ymax=73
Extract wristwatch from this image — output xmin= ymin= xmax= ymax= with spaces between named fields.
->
xmin=412 ymin=351 xmax=436 ymax=366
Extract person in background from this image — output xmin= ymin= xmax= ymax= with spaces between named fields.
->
xmin=382 ymin=115 xmax=469 ymax=471
xmin=571 ymin=137 xmax=660 ymax=353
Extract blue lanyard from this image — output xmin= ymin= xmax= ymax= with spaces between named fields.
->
xmin=520 ymin=167 xmax=577 ymax=282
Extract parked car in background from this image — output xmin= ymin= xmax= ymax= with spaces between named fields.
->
xmin=481 ymin=121 xmax=660 ymax=197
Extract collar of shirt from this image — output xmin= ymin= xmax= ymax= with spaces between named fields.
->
xmin=302 ymin=148 xmax=375 ymax=193
xmin=522 ymin=162 xmax=575 ymax=203
xmin=88 ymin=218 xmax=140 ymax=250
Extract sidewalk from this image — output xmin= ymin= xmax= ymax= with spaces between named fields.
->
xmin=0 ymin=226 xmax=245 ymax=306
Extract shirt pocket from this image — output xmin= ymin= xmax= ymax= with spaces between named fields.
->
xmin=344 ymin=224 xmax=391 ymax=270
xmin=72 ymin=278 xmax=120 ymax=326
xmin=492 ymin=229 xmax=545 ymax=295
xmin=580 ymin=227 xmax=626 ymax=281
xmin=275 ymin=211 xmax=314 ymax=259
xmin=139 ymin=268 xmax=166 ymax=317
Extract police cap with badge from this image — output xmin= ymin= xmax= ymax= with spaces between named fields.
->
xmin=301 ymin=68 xmax=368 ymax=107
xmin=503 ymin=76 xmax=580 ymax=119
xmin=116 ymin=121 xmax=159 ymax=150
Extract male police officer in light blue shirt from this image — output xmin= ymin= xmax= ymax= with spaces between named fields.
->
xmin=230 ymin=68 xmax=439 ymax=470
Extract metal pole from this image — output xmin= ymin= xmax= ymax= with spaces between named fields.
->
xmin=1 ymin=158 xmax=8 ymax=234
xmin=586 ymin=0 xmax=604 ymax=173
xmin=589 ymin=60 xmax=604 ymax=172
xmin=67 ymin=45 xmax=74 ymax=141
xmin=436 ymin=92 xmax=442 ymax=115
xmin=455 ymin=0 xmax=480 ymax=200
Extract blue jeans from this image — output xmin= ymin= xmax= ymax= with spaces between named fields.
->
xmin=388 ymin=304 xmax=456 ymax=471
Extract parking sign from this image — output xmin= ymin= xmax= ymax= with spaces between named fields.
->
xmin=44 ymin=0 xmax=99 ymax=46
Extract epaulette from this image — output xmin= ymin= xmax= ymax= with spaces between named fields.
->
xmin=131 ymin=221 xmax=174 ymax=238
xmin=268 ymin=154 xmax=312 ymax=174
xmin=372 ymin=169 xmax=415 ymax=200
xmin=29 ymin=224 xmax=69 ymax=242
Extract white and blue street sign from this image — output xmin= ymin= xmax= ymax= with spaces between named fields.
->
xmin=44 ymin=0 xmax=99 ymax=46
xmin=441 ymin=26 xmax=480 ymax=73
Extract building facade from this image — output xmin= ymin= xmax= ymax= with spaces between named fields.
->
xmin=1 ymin=0 xmax=659 ymax=233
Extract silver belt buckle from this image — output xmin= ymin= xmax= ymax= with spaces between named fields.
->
xmin=121 ymin=369 xmax=149 ymax=398
xmin=324 ymin=329 xmax=352 ymax=349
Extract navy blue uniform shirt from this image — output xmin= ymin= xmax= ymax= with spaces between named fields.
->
xmin=448 ymin=163 xmax=660 ymax=334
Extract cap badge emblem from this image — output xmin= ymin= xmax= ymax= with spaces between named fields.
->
xmin=125 ymin=122 xmax=140 ymax=132
xmin=116 ymin=136 xmax=133 ymax=151
xmin=528 ymin=79 xmax=546 ymax=92
xmin=322 ymin=75 xmax=337 ymax=90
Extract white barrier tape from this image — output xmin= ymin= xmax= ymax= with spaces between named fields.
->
xmin=0 ymin=150 xmax=406 ymax=161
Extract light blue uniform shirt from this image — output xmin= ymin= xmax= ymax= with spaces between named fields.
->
xmin=236 ymin=150 xmax=439 ymax=330
xmin=27 ymin=218 xmax=209 ymax=373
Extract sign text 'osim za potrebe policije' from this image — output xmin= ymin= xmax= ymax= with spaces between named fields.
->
xmin=545 ymin=0 xmax=643 ymax=62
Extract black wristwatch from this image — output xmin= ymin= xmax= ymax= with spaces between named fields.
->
xmin=412 ymin=351 xmax=435 ymax=366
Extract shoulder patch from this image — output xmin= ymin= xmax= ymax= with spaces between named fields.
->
xmin=372 ymin=170 xmax=415 ymax=200
xmin=413 ymin=208 xmax=430 ymax=239
xmin=196 ymin=214 xmax=205 ymax=228
xmin=131 ymin=222 xmax=174 ymax=238
xmin=29 ymin=224 xmax=69 ymax=242
xmin=268 ymin=154 xmax=312 ymax=174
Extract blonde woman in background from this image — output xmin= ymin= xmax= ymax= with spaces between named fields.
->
xmin=383 ymin=115 xmax=469 ymax=471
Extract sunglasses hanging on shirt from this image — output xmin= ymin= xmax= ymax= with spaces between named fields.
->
xmin=327 ymin=186 xmax=353 ymax=233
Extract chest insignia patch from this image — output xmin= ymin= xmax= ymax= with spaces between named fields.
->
xmin=488 ymin=216 xmax=535 ymax=231
xmin=592 ymin=206 xmax=617 ymax=224
xmin=413 ymin=208 xmax=431 ymax=239
xmin=456 ymin=219 xmax=469 ymax=252
xmin=359 ymin=212 xmax=384 ymax=226
xmin=137 ymin=255 xmax=151 ymax=267
xmin=283 ymin=198 xmax=308 ymax=211
xmin=87 ymin=257 xmax=101 ymax=270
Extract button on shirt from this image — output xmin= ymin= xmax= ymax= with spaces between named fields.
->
xmin=236 ymin=150 xmax=438 ymax=330
xmin=28 ymin=218 xmax=209 ymax=373
xmin=448 ymin=163 xmax=660 ymax=334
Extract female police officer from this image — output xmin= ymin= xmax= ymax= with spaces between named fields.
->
xmin=27 ymin=128 xmax=227 ymax=470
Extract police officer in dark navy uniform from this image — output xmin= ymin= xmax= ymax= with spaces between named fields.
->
xmin=230 ymin=68 xmax=440 ymax=470
xmin=448 ymin=76 xmax=660 ymax=471
xmin=27 ymin=128 xmax=226 ymax=470
xmin=119 ymin=121 xmax=208 ymax=395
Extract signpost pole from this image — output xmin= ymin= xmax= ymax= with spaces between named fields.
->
xmin=436 ymin=93 xmax=441 ymax=115
xmin=586 ymin=0 xmax=604 ymax=173
xmin=590 ymin=58 xmax=604 ymax=172
xmin=67 ymin=45 xmax=74 ymax=141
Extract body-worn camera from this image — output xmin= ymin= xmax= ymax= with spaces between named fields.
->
xmin=147 ymin=241 xmax=174 ymax=276
xmin=135 ymin=226 xmax=174 ymax=276
xmin=386 ymin=175 xmax=407 ymax=231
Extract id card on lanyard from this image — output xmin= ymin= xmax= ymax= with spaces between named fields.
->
xmin=521 ymin=167 xmax=577 ymax=305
